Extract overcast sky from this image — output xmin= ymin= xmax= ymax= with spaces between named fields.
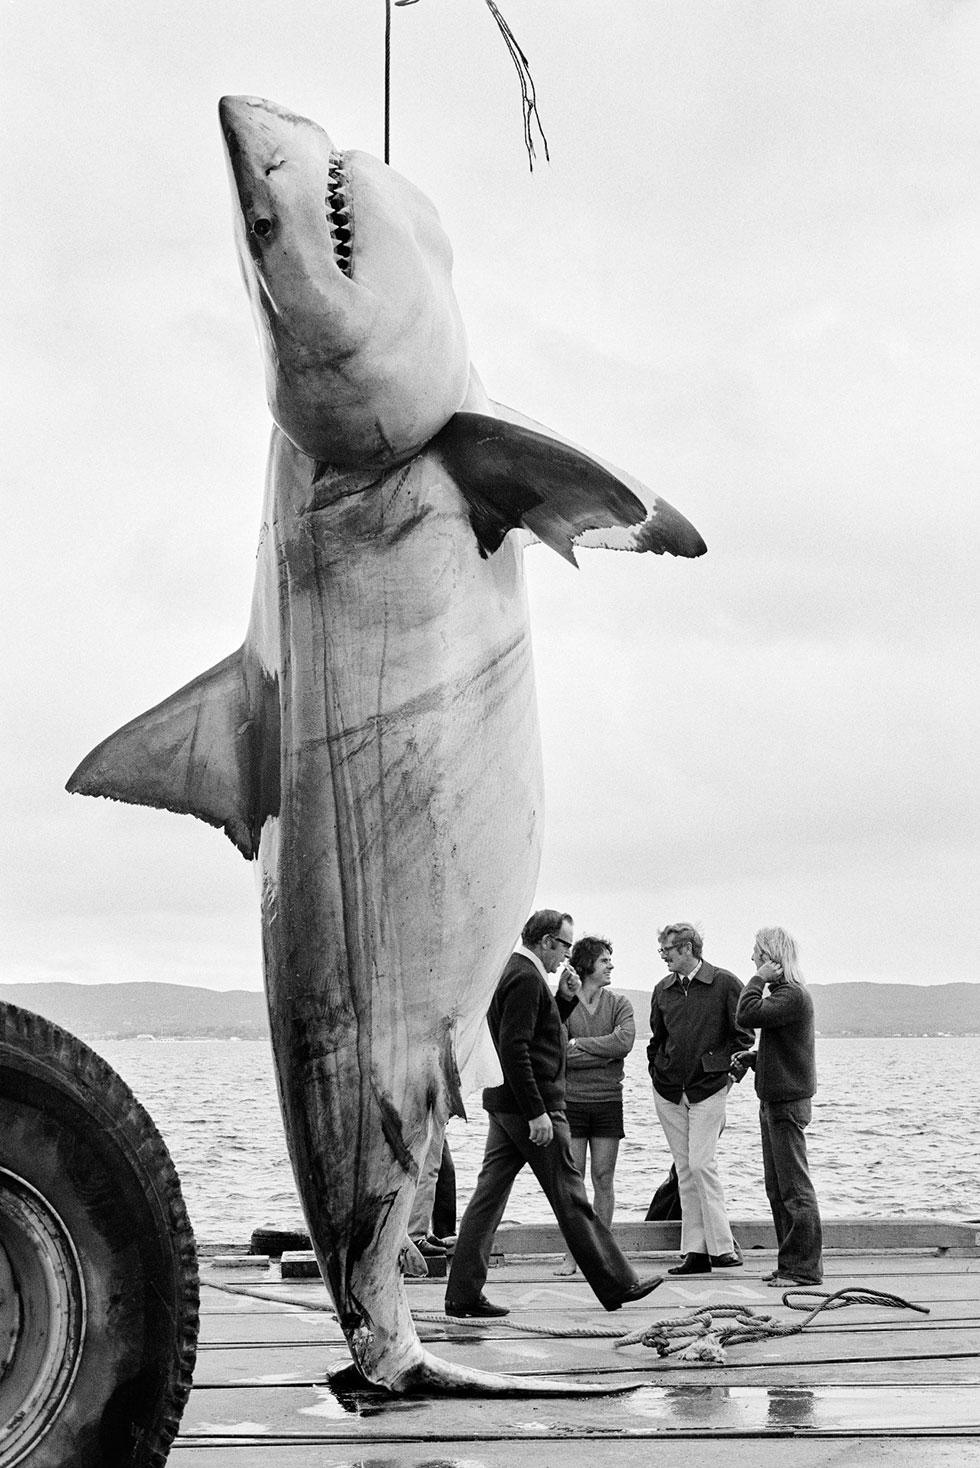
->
xmin=3 ymin=1 xmax=977 ymax=993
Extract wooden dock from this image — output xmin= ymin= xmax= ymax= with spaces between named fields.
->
xmin=175 ymin=1219 xmax=980 ymax=1465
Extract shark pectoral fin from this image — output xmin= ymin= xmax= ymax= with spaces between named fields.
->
xmin=435 ymin=410 xmax=707 ymax=565
xmin=66 ymin=649 xmax=279 ymax=859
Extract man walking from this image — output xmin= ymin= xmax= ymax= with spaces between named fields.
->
xmin=647 ymin=923 xmax=752 ymax=1274
xmin=445 ymin=910 xmax=663 ymax=1317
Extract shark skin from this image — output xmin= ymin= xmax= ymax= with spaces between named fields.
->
xmin=67 ymin=96 xmax=706 ymax=1393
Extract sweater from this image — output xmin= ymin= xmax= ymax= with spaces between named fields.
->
xmin=565 ymin=989 xmax=635 ymax=1104
xmin=481 ymin=954 xmax=577 ymax=1119
xmin=735 ymin=975 xmax=817 ymax=1101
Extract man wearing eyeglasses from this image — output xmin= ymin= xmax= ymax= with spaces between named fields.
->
xmin=647 ymin=923 xmax=753 ymax=1274
xmin=445 ymin=909 xmax=663 ymax=1317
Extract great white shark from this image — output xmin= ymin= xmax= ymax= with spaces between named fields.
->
xmin=67 ymin=96 xmax=707 ymax=1392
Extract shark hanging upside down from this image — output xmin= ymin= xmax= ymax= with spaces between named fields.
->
xmin=68 ymin=96 xmax=706 ymax=1392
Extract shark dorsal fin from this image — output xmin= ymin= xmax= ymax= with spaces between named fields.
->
xmin=66 ymin=649 xmax=279 ymax=859
xmin=434 ymin=410 xmax=707 ymax=565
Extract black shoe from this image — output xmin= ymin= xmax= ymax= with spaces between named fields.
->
xmin=444 ymin=1293 xmax=509 ymax=1318
xmin=668 ymin=1252 xmax=711 ymax=1275
xmin=604 ymin=1274 xmax=664 ymax=1311
xmin=709 ymin=1252 xmax=743 ymax=1268
xmin=412 ymin=1235 xmax=447 ymax=1258
xmin=427 ymin=1232 xmax=456 ymax=1252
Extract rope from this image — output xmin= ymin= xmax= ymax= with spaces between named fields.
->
xmin=482 ymin=0 xmax=550 ymax=170
xmin=381 ymin=0 xmax=548 ymax=173
xmin=613 ymin=1287 xmax=930 ymax=1363
xmin=412 ymin=1310 xmax=625 ymax=1339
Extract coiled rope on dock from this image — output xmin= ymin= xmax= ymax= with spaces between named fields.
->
xmin=612 ymin=1286 xmax=930 ymax=1363
xmin=415 ymin=1286 xmax=927 ymax=1346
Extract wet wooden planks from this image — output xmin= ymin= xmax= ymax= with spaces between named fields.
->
xmin=168 ymin=1439 xmax=980 ymax=1468
xmin=174 ymin=1241 xmax=980 ymax=1464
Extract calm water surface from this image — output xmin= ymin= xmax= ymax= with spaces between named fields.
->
xmin=97 ymin=1035 xmax=980 ymax=1241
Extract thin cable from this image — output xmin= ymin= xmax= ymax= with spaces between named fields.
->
xmin=384 ymin=0 xmax=391 ymax=163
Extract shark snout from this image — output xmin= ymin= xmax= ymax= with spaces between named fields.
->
xmin=219 ymin=95 xmax=339 ymax=189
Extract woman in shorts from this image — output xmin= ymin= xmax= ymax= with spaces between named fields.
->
xmin=555 ymin=935 xmax=636 ymax=1275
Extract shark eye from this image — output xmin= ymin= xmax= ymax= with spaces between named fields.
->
xmin=251 ymin=217 xmax=274 ymax=239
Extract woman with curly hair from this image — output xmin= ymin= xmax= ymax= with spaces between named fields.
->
xmin=555 ymin=935 xmax=635 ymax=1275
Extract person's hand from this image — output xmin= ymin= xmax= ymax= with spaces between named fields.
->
xmin=756 ymin=959 xmax=783 ymax=983
xmin=557 ymin=964 xmax=581 ymax=1001
xmin=730 ymin=1049 xmax=755 ymax=1081
xmin=528 ymin=1112 xmax=553 ymax=1147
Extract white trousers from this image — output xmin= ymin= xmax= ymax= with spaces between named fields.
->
xmin=408 ymin=1123 xmax=446 ymax=1239
xmin=654 ymin=1084 xmax=734 ymax=1257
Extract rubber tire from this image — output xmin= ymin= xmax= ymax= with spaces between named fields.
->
xmin=248 ymin=1228 xmax=310 ymax=1258
xmin=0 ymin=1002 xmax=198 ymax=1467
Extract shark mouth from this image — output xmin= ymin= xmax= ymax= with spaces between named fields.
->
xmin=327 ymin=151 xmax=353 ymax=277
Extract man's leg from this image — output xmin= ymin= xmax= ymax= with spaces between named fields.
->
xmin=432 ymin=1139 xmax=456 ymax=1238
xmin=407 ymin=1122 xmax=446 ymax=1240
xmin=497 ymin=1111 xmax=637 ymax=1306
xmin=555 ymin=1134 xmax=589 ymax=1275
xmin=760 ymin=1103 xmax=790 ymax=1246
xmin=654 ymin=1090 xmax=705 ymax=1254
xmin=686 ymin=1086 xmax=735 ymax=1258
xmin=445 ymin=1114 xmax=523 ymax=1305
xmin=764 ymin=1099 xmax=823 ymax=1282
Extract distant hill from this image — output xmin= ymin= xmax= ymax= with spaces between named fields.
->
xmin=1 ymin=980 xmax=978 ymax=1041
xmin=0 ymin=982 xmax=270 ymax=1041
xmin=623 ymin=983 xmax=980 ymax=1038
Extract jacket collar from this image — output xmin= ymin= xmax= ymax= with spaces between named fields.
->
xmin=666 ymin=960 xmax=713 ymax=987
xmin=515 ymin=944 xmax=549 ymax=983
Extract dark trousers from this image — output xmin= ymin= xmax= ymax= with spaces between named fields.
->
xmin=446 ymin=1110 xmax=638 ymax=1308
xmin=760 ymin=1098 xmax=823 ymax=1282
xmin=645 ymin=1163 xmax=681 ymax=1220
xmin=432 ymin=1139 xmax=456 ymax=1237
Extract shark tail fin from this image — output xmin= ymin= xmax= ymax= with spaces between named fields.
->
xmin=66 ymin=650 xmax=278 ymax=859
xmin=435 ymin=410 xmax=707 ymax=567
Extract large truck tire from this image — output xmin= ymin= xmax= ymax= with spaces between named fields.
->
xmin=0 ymin=1002 xmax=198 ymax=1466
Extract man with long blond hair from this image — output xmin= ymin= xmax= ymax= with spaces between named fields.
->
xmin=736 ymin=926 xmax=823 ymax=1287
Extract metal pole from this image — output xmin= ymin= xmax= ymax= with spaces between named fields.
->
xmin=384 ymin=0 xmax=392 ymax=164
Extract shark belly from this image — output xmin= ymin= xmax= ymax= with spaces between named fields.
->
xmin=254 ymin=439 xmax=542 ymax=1385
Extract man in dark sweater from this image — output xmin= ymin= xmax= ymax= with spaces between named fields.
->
xmin=445 ymin=909 xmax=663 ymax=1317
xmin=647 ymin=923 xmax=753 ymax=1274
xmin=735 ymin=926 xmax=823 ymax=1285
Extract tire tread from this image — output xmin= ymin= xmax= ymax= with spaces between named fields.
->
xmin=0 ymin=1001 xmax=199 ymax=1466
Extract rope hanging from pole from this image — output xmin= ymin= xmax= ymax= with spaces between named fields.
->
xmin=383 ymin=0 xmax=548 ymax=171
xmin=484 ymin=0 xmax=549 ymax=169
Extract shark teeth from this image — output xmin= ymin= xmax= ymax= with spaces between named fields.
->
xmin=326 ymin=151 xmax=353 ymax=278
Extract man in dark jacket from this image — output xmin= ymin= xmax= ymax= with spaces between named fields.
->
xmin=445 ymin=909 xmax=663 ymax=1317
xmin=735 ymin=926 xmax=823 ymax=1285
xmin=647 ymin=922 xmax=753 ymax=1274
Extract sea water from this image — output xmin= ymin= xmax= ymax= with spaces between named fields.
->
xmin=96 ymin=1034 xmax=980 ymax=1241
